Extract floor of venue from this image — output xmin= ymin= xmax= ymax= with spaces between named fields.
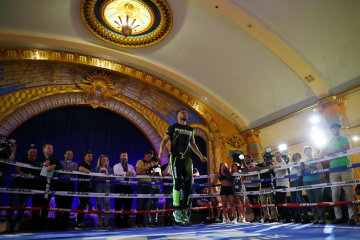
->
xmin=1 ymin=222 xmax=359 ymax=240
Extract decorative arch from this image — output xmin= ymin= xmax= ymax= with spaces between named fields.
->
xmin=0 ymin=91 xmax=170 ymax=159
xmin=0 ymin=47 xmax=244 ymax=173
xmin=0 ymin=47 xmax=221 ymax=132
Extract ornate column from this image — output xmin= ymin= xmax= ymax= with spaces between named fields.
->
xmin=244 ymin=130 xmax=263 ymax=163
xmin=209 ymin=133 xmax=225 ymax=175
xmin=320 ymin=97 xmax=350 ymax=128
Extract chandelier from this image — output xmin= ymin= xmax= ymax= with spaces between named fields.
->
xmin=102 ymin=0 xmax=154 ymax=37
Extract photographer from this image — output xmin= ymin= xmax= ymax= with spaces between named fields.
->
xmin=149 ymin=156 xmax=162 ymax=225
xmin=257 ymin=153 xmax=278 ymax=223
xmin=0 ymin=135 xmax=16 ymax=188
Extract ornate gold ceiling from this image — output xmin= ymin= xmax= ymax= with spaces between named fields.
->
xmin=81 ymin=0 xmax=173 ymax=48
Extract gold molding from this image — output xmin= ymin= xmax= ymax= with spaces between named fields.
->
xmin=0 ymin=47 xmax=221 ymax=132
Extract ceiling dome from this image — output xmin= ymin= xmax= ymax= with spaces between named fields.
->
xmin=81 ymin=0 xmax=173 ymax=48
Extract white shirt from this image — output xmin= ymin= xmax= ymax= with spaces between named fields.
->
xmin=290 ymin=165 xmax=301 ymax=182
xmin=275 ymin=161 xmax=289 ymax=187
xmin=113 ymin=162 xmax=136 ymax=180
xmin=245 ymin=162 xmax=260 ymax=188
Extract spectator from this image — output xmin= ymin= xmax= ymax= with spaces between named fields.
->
xmin=356 ymin=184 xmax=360 ymax=196
xmin=5 ymin=144 xmax=36 ymax=232
xmin=75 ymin=151 xmax=94 ymax=230
xmin=321 ymin=123 xmax=357 ymax=225
xmin=302 ymin=146 xmax=324 ymax=224
xmin=161 ymin=159 xmax=174 ymax=226
xmin=195 ymin=187 xmax=214 ymax=223
xmin=113 ymin=152 xmax=135 ymax=228
xmin=0 ymin=138 xmax=16 ymax=188
xmin=149 ymin=156 xmax=162 ymax=225
xmin=32 ymin=143 xmax=62 ymax=230
xmin=231 ymin=163 xmax=245 ymax=223
xmin=244 ymin=155 xmax=262 ymax=222
xmin=55 ymin=150 xmax=78 ymax=229
xmin=274 ymin=152 xmax=291 ymax=223
xmin=289 ymin=152 xmax=310 ymax=223
xmin=94 ymin=155 xmax=113 ymax=228
xmin=210 ymin=186 xmax=222 ymax=222
xmin=135 ymin=150 xmax=154 ymax=226
xmin=256 ymin=156 xmax=278 ymax=223
xmin=320 ymin=146 xmax=335 ymax=221
xmin=208 ymin=163 xmax=237 ymax=224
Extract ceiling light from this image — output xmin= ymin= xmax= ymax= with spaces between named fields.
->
xmin=104 ymin=0 xmax=153 ymax=37
xmin=311 ymin=130 xmax=327 ymax=147
xmin=310 ymin=115 xmax=320 ymax=124
xmin=278 ymin=144 xmax=287 ymax=151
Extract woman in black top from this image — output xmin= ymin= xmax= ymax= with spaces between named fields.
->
xmin=209 ymin=163 xmax=237 ymax=224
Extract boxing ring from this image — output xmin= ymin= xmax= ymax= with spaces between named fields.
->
xmin=1 ymin=149 xmax=360 ymax=240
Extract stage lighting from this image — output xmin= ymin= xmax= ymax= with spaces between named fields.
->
xmin=278 ymin=144 xmax=287 ymax=151
xmin=352 ymin=136 xmax=359 ymax=142
xmin=311 ymin=130 xmax=327 ymax=147
xmin=239 ymin=154 xmax=245 ymax=160
xmin=310 ymin=115 xmax=320 ymax=124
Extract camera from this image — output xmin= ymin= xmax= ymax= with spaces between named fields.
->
xmin=0 ymin=134 xmax=16 ymax=160
xmin=232 ymin=152 xmax=246 ymax=169
xmin=149 ymin=156 xmax=162 ymax=176
xmin=263 ymin=152 xmax=274 ymax=166
xmin=281 ymin=153 xmax=290 ymax=164
xmin=149 ymin=164 xmax=162 ymax=176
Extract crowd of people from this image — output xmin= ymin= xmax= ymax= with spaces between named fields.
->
xmin=1 ymin=145 xmax=176 ymax=231
xmin=206 ymin=122 xmax=359 ymax=225
xmin=1 ymin=111 xmax=359 ymax=232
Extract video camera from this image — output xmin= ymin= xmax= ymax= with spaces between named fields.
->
xmin=263 ymin=147 xmax=274 ymax=166
xmin=0 ymin=134 xmax=16 ymax=160
xmin=232 ymin=151 xmax=246 ymax=169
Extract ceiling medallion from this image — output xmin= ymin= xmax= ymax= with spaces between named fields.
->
xmin=81 ymin=0 xmax=173 ymax=48
xmin=75 ymin=72 xmax=119 ymax=108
